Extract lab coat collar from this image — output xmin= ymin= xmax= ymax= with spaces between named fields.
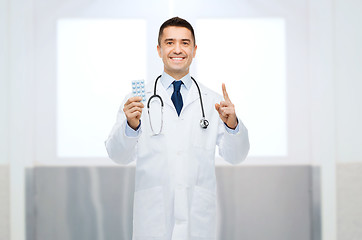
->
xmin=161 ymin=72 xmax=206 ymax=113
xmin=146 ymin=73 xmax=205 ymax=114
xmin=160 ymin=72 xmax=196 ymax=111
xmin=160 ymin=72 xmax=192 ymax=91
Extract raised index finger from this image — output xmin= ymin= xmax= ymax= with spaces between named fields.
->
xmin=222 ymin=83 xmax=231 ymax=102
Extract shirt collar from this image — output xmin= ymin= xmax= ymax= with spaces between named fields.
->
xmin=161 ymin=72 xmax=192 ymax=90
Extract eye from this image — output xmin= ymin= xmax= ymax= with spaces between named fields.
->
xmin=166 ymin=41 xmax=173 ymax=45
xmin=183 ymin=41 xmax=189 ymax=46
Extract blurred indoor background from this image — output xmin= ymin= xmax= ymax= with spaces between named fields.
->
xmin=0 ymin=0 xmax=361 ymax=239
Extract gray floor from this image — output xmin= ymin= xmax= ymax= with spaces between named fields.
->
xmin=26 ymin=165 xmax=319 ymax=240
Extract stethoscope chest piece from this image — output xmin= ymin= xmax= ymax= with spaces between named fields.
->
xmin=200 ymin=118 xmax=209 ymax=129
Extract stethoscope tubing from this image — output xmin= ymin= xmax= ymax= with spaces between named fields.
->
xmin=147 ymin=75 xmax=209 ymax=135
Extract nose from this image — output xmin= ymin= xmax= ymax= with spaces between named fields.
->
xmin=173 ymin=42 xmax=182 ymax=54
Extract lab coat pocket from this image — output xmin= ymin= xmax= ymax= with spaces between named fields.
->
xmin=133 ymin=186 xmax=166 ymax=237
xmin=192 ymin=125 xmax=214 ymax=151
xmin=190 ymin=186 xmax=216 ymax=238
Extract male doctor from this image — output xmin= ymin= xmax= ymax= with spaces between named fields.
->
xmin=105 ymin=17 xmax=249 ymax=240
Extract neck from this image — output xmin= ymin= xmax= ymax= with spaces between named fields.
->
xmin=164 ymin=69 xmax=189 ymax=80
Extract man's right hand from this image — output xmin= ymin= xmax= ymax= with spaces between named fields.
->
xmin=123 ymin=96 xmax=144 ymax=130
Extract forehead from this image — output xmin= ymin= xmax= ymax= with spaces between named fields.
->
xmin=160 ymin=26 xmax=193 ymax=41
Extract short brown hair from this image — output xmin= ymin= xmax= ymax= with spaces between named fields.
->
xmin=158 ymin=17 xmax=196 ymax=46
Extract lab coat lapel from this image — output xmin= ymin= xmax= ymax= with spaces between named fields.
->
xmin=182 ymin=82 xmax=202 ymax=112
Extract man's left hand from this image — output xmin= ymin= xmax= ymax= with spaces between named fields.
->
xmin=215 ymin=83 xmax=238 ymax=129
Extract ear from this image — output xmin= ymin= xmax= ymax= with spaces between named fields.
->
xmin=157 ymin=45 xmax=162 ymax=58
xmin=193 ymin=44 xmax=197 ymax=58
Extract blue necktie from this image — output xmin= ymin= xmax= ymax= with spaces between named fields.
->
xmin=171 ymin=81 xmax=183 ymax=116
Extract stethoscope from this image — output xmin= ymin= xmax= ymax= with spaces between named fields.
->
xmin=147 ymin=75 xmax=209 ymax=135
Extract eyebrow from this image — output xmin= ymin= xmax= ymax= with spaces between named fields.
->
xmin=164 ymin=38 xmax=191 ymax=43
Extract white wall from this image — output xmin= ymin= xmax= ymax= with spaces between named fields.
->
xmin=334 ymin=1 xmax=362 ymax=239
xmin=308 ymin=0 xmax=362 ymax=239
xmin=0 ymin=0 xmax=10 ymax=238
xmin=335 ymin=0 xmax=362 ymax=163
xmin=308 ymin=0 xmax=337 ymax=239
xmin=5 ymin=0 xmax=36 ymax=239
xmin=0 ymin=0 xmax=9 ymax=165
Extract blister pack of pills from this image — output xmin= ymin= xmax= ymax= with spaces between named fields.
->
xmin=132 ymin=80 xmax=146 ymax=101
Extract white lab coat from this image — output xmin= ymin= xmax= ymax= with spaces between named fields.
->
xmin=105 ymin=78 xmax=249 ymax=240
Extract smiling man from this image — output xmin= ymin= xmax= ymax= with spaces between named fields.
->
xmin=157 ymin=25 xmax=197 ymax=80
xmin=105 ymin=17 xmax=250 ymax=240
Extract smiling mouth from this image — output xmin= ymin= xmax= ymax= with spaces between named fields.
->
xmin=170 ymin=57 xmax=185 ymax=61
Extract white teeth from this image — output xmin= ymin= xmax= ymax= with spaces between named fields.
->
xmin=171 ymin=58 xmax=183 ymax=60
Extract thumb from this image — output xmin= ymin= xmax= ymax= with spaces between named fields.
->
xmin=215 ymin=103 xmax=220 ymax=112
